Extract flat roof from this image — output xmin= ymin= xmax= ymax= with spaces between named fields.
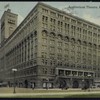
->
xmin=39 ymin=2 xmax=100 ymax=28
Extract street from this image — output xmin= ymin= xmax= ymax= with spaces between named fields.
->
xmin=0 ymin=88 xmax=99 ymax=98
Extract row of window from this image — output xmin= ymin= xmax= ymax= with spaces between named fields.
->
xmin=6 ymin=67 xmax=37 ymax=79
xmin=42 ymin=44 xmax=98 ymax=52
xmin=42 ymin=7 xmax=100 ymax=32
xmin=41 ymin=57 xmax=98 ymax=66
xmin=42 ymin=68 xmax=55 ymax=75
xmin=0 ymin=32 xmax=37 ymax=69
xmin=58 ymin=70 xmax=94 ymax=76
xmin=42 ymin=28 xmax=99 ymax=44
xmin=42 ymin=15 xmax=100 ymax=43
xmin=8 ymin=19 xmax=16 ymax=25
xmin=41 ymin=30 xmax=100 ymax=48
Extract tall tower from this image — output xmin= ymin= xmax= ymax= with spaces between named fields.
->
xmin=0 ymin=9 xmax=18 ymax=43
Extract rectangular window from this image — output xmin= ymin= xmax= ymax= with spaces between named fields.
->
xmin=41 ymin=52 xmax=47 ymax=58
xmin=71 ymin=19 xmax=76 ymax=24
xmin=57 ymin=54 xmax=62 ymax=60
xmin=42 ymin=8 xmax=48 ymax=14
xmin=58 ymin=42 xmax=62 ymax=46
xmin=64 ymin=49 xmax=69 ymax=54
xmin=50 ymin=47 xmax=55 ymax=52
xmin=65 ymin=17 xmax=70 ymax=22
xmin=64 ymin=43 xmax=69 ymax=48
xmin=43 ymin=68 xmax=47 ymax=74
xmin=42 ymin=16 xmax=48 ymax=23
xmin=50 ymin=18 xmax=56 ymax=24
xmin=42 ymin=45 xmax=47 ymax=51
xmin=58 ymin=48 xmax=62 ymax=53
xmin=49 ymin=53 xmax=55 ymax=59
xmin=58 ymin=14 xmax=63 ymax=19
xmin=42 ymin=38 xmax=47 ymax=44
xmin=50 ymin=11 xmax=56 ymax=17
xmin=50 ymin=40 xmax=55 ymax=45
xmin=8 ymin=19 xmax=15 ymax=25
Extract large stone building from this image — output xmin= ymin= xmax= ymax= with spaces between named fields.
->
xmin=0 ymin=9 xmax=18 ymax=44
xmin=0 ymin=2 xmax=100 ymax=88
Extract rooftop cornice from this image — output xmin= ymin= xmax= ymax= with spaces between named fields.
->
xmin=1 ymin=2 xmax=100 ymax=47
xmin=38 ymin=2 xmax=100 ymax=28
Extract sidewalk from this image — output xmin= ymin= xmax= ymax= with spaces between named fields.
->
xmin=0 ymin=87 xmax=99 ymax=97
xmin=0 ymin=89 xmax=100 ymax=97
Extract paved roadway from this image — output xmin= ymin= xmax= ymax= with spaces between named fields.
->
xmin=0 ymin=88 xmax=100 ymax=97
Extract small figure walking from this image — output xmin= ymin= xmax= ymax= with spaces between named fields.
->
xmin=32 ymin=83 xmax=34 ymax=90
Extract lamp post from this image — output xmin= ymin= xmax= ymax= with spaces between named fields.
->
xmin=88 ymin=74 xmax=91 ymax=91
xmin=12 ymin=68 xmax=17 ymax=93
xmin=82 ymin=79 xmax=85 ymax=90
xmin=46 ymin=78 xmax=49 ymax=90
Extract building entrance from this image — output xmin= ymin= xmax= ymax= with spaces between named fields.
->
xmin=59 ymin=79 xmax=66 ymax=88
xmin=85 ymin=80 xmax=89 ymax=88
xmin=72 ymin=80 xmax=79 ymax=88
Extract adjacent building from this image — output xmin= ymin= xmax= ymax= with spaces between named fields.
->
xmin=0 ymin=2 xmax=100 ymax=88
xmin=1 ymin=9 xmax=18 ymax=44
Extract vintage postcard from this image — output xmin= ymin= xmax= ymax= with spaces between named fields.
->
xmin=0 ymin=1 xmax=99 ymax=98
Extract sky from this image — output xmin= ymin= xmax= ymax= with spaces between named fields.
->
xmin=0 ymin=2 xmax=100 ymax=26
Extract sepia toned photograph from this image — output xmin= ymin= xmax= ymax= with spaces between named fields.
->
xmin=0 ymin=1 xmax=100 ymax=98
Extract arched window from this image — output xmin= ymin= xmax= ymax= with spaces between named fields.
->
xmin=71 ymin=38 xmax=75 ymax=44
xmin=42 ymin=30 xmax=48 ymax=37
xmin=34 ymin=31 xmax=37 ymax=36
xmin=50 ymin=32 xmax=55 ymax=38
xmin=65 ymin=36 xmax=69 ymax=42
xmin=89 ymin=42 xmax=92 ymax=48
xmin=77 ymin=39 xmax=81 ymax=45
xmin=30 ymin=33 xmax=33 ymax=38
xmin=93 ymin=44 xmax=96 ymax=49
xmin=83 ymin=41 xmax=87 ymax=46
xmin=58 ymin=34 xmax=62 ymax=40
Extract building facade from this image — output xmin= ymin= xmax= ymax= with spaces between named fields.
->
xmin=0 ymin=9 xmax=18 ymax=44
xmin=0 ymin=2 xmax=100 ymax=88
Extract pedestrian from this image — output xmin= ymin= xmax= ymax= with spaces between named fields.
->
xmin=32 ymin=83 xmax=34 ymax=90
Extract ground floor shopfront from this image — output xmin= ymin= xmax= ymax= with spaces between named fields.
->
xmin=42 ymin=77 xmax=93 ymax=89
xmin=7 ymin=76 xmax=94 ymax=89
xmin=5 ymin=67 xmax=95 ymax=88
